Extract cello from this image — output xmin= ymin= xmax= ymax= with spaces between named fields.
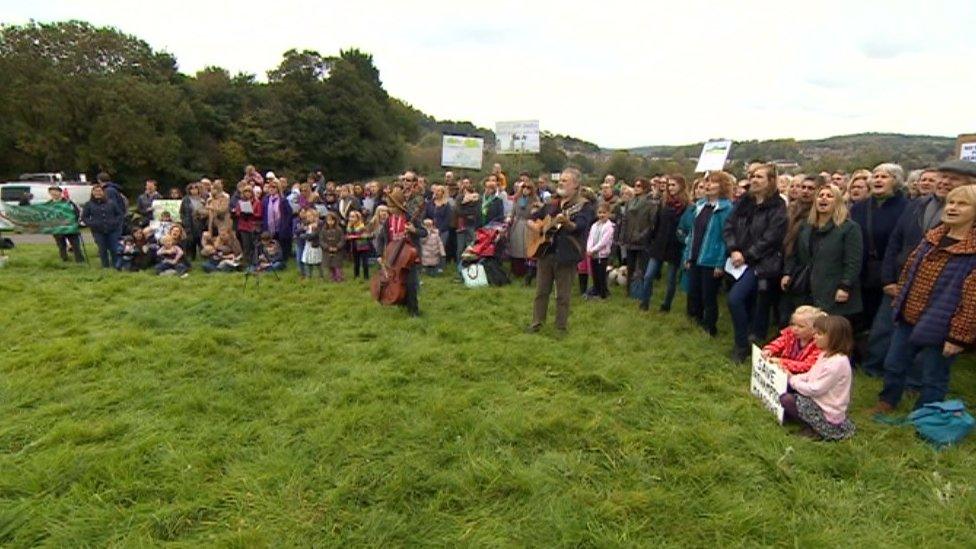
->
xmin=370 ymin=198 xmax=425 ymax=305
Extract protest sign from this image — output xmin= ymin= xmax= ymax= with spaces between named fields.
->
xmin=961 ymin=142 xmax=976 ymax=162
xmin=0 ymin=202 xmax=79 ymax=234
xmin=750 ymin=345 xmax=788 ymax=424
xmin=695 ymin=139 xmax=732 ymax=172
xmin=441 ymin=135 xmax=484 ymax=170
xmin=495 ymin=120 xmax=540 ymax=154
xmin=151 ymin=200 xmax=182 ymax=223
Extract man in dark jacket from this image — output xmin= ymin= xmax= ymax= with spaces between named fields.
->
xmin=526 ymin=168 xmax=595 ymax=333
xmin=862 ymin=160 xmax=976 ymax=377
xmin=136 ymin=179 xmax=162 ymax=221
xmin=81 ymin=184 xmax=125 ymax=268
xmin=96 ymin=172 xmax=128 ymax=215
xmin=622 ymin=178 xmax=658 ymax=291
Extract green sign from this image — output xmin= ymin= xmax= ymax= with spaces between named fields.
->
xmin=0 ymin=201 xmax=80 ymax=234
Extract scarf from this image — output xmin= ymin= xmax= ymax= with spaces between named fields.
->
xmin=268 ymin=195 xmax=281 ymax=233
xmin=481 ymin=194 xmax=497 ymax=218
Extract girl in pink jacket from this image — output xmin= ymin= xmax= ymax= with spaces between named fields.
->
xmin=779 ymin=315 xmax=856 ymax=440
xmin=586 ymin=203 xmax=615 ymax=300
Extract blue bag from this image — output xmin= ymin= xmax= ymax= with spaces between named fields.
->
xmin=907 ymin=400 xmax=975 ymax=448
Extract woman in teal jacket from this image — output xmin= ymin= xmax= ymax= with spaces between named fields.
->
xmin=683 ymin=172 xmax=735 ymax=336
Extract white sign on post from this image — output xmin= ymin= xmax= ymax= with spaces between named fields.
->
xmin=495 ymin=120 xmax=540 ymax=154
xmin=960 ymin=142 xmax=976 ymax=162
xmin=750 ymin=345 xmax=789 ymax=424
xmin=695 ymin=139 xmax=732 ymax=172
xmin=441 ymin=135 xmax=484 ymax=170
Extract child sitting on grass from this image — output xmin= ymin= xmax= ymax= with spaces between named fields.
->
xmin=779 ymin=315 xmax=856 ymax=441
xmin=154 ymin=235 xmax=189 ymax=277
xmin=762 ymin=305 xmax=826 ymax=374
xmin=251 ymin=232 xmax=284 ymax=273
xmin=420 ymin=218 xmax=446 ymax=275
xmin=202 ymin=234 xmax=242 ymax=273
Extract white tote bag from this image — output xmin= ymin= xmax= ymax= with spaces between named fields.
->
xmin=463 ymin=263 xmax=488 ymax=288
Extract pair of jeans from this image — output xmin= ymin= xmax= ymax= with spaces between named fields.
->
xmin=155 ymin=262 xmax=188 ymax=275
xmin=91 ymin=229 xmax=121 ymax=268
xmin=53 ymin=233 xmax=84 ymax=262
xmin=590 ymin=257 xmax=609 ymax=298
xmin=295 ymin=241 xmax=307 ymax=277
xmin=686 ymin=265 xmax=722 ymax=335
xmin=879 ymin=322 xmax=956 ymax=409
xmin=862 ymin=294 xmax=923 ymax=388
xmin=640 ymin=257 xmax=680 ymax=310
xmin=727 ymin=268 xmax=777 ymax=349
xmin=625 ymin=248 xmax=647 ymax=298
xmin=456 ymin=227 xmax=474 ymax=279
xmin=352 ymin=250 xmax=370 ymax=278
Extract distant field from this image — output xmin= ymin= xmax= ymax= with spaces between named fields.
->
xmin=1 ymin=244 xmax=974 ymax=546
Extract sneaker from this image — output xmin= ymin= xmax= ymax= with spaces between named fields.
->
xmin=659 ymin=304 xmax=671 ymax=313
xmin=180 ymin=273 xmax=190 ymax=279
xmin=524 ymin=323 xmax=541 ymax=334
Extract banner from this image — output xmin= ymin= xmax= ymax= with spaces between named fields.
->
xmin=695 ymin=139 xmax=732 ymax=172
xmin=495 ymin=120 xmax=540 ymax=154
xmin=750 ymin=345 xmax=788 ymax=424
xmin=441 ymin=135 xmax=485 ymax=170
xmin=0 ymin=201 xmax=79 ymax=234
xmin=961 ymin=142 xmax=976 ymax=162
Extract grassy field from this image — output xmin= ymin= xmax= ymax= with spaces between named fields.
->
xmin=1 ymin=244 xmax=975 ymax=546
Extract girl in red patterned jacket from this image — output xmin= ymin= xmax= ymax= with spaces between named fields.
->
xmin=762 ymin=305 xmax=827 ymax=374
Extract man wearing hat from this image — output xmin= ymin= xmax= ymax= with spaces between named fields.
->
xmin=862 ymin=159 xmax=976 ymax=377
xmin=373 ymin=179 xmax=427 ymax=317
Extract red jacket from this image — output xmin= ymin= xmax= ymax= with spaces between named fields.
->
xmin=763 ymin=328 xmax=822 ymax=374
xmin=234 ymin=198 xmax=263 ymax=233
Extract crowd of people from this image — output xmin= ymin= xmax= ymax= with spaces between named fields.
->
xmin=36 ymin=158 xmax=976 ymax=441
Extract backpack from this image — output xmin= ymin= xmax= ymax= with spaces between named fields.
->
xmin=907 ymin=400 xmax=974 ymax=448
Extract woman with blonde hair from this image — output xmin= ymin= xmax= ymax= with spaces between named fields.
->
xmin=782 ymin=185 xmax=863 ymax=320
xmin=723 ymin=163 xmax=789 ymax=362
xmin=872 ymin=184 xmax=976 ymax=413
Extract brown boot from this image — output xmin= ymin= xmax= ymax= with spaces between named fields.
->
xmin=868 ymin=401 xmax=895 ymax=415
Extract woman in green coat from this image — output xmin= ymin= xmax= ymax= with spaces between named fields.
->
xmin=781 ymin=185 xmax=864 ymax=319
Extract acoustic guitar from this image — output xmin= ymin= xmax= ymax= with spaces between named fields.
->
xmin=526 ymin=200 xmax=586 ymax=258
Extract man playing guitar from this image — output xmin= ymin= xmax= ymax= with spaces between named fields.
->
xmin=526 ymin=167 xmax=595 ymax=334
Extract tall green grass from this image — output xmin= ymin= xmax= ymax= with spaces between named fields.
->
xmin=1 ymin=245 xmax=974 ymax=546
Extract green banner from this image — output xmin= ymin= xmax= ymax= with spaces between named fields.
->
xmin=0 ymin=201 xmax=80 ymax=234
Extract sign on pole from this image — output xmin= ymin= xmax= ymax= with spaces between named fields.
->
xmin=750 ymin=345 xmax=789 ymax=424
xmin=441 ymin=135 xmax=485 ymax=170
xmin=695 ymin=139 xmax=732 ymax=172
xmin=495 ymin=120 xmax=540 ymax=154
xmin=151 ymin=200 xmax=182 ymax=223
xmin=961 ymin=142 xmax=976 ymax=162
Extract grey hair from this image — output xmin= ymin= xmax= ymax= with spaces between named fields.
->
xmin=562 ymin=167 xmax=582 ymax=186
xmin=872 ymin=163 xmax=905 ymax=189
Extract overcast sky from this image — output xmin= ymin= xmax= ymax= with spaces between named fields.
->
xmin=3 ymin=0 xmax=974 ymax=148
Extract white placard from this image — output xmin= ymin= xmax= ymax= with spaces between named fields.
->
xmin=496 ymin=120 xmax=540 ymax=154
xmin=441 ymin=135 xmax=484 ymax=170
xmin=750 ymin=345 xmax=789 ymax=424
xmin=960 ymin=142 xmax=976 ymax=162
xmin=695 ymin=139 xmax=732 ymax=172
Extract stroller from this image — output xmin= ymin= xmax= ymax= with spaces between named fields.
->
xmin=460 ymin=222 xmax=511 ymax=287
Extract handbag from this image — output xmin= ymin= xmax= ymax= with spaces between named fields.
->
xmin=463 ymin=263 xmax=488 ymax=288
xmin=786 ymin=264 xmax=812 ymax=295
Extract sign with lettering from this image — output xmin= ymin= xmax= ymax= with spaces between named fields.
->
xmin=750 ymin=345 xmax=789 ymax=424
xmin=496 ymin=120 xmax=541 ymax=154
xmin=695 ymin=139 xmax=732 ymax=172
xmin=441 ymin=135 xmax=484 ymax=170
